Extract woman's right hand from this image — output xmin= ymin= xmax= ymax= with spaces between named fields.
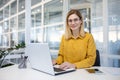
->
xmin=52 ymin=60 xmax=56 ymax=65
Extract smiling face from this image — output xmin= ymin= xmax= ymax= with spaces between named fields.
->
xmin=68 ymin=14 xmax=82 ymax=31
xmin=65 ymin=9 xmax=84 ymax=39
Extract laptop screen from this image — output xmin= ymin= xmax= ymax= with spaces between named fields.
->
xmin=25 ymin=43 xmax=55 ymax=75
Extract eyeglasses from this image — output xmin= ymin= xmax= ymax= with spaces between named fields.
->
xmin=68 ymin=18 xmax=80 ymax=23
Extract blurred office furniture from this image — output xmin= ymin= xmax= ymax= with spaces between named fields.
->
xmin=93 ymin=49 xmax=100 ymax=66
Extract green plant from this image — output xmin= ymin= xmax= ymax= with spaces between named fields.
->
xmin=0 ymin=42 xmax=25 ymax=68
xmin=15 ymin=42 xmax=25 ymax=49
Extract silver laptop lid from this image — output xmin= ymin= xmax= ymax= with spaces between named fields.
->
xmin=25 ymin=43 xmax=55 ymax=75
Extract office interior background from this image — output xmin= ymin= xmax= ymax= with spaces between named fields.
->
xmin=0 ymin=0 xmax=120 ymax=67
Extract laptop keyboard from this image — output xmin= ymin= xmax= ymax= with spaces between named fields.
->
xmin=54 ymin=67 xmax=65 ymax=72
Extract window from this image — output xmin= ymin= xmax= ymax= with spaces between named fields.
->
xmin=31 ymin=6 xmax=41 ymax=27
xmin=3 ymin=20 xmax=9 ymax=33
xmin=3 ymin=34 xmax=9 ymax=46
xmin=44 ymin=25 xmax=64 ymax=50
xmin=0 ymin=10 xmax=3 ymax=21
xmin=31 ymin=28 xmax=43 ymax=43
xmin=44 ymin=0 xmax=63 ymax=25
xmin=18 ymin=0 xmax=25 ymax=12
xmin=10 ymin=17 xmax=17 ymax=32
xmin=11 ymin=0 xmax=17 ymax=15
xmin=10 ymin=32 xmax=17 ymax=47
xmin=18 ymin=31 xmax=25 ymax=43
xmin=18 ymin=13 xmax=25 ymax=30
xmin=4 ymin=6 xmax=9 ymax=19
xmin=31 ymin=0 xmax=42 ymax=6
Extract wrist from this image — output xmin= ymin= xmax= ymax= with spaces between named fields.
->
xmin=52 ymin=60 xmax=57 ymax=65
xmin=72 ymin=64 xmax=76 ymax=69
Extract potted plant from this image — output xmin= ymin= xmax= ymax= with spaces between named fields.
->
xmin=0 ymin=42 xmax=25 ymax=68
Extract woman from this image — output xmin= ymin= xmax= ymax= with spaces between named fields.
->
xmin=53 ymin=9 xmax=96 ymax=70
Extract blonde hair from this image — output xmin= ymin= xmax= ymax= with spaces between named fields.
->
xmin=65 ymin=9 xmax=85 ymax=40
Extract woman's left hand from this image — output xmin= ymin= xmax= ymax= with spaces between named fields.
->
xmin=59 ymin=62 xmax=76 ymax=70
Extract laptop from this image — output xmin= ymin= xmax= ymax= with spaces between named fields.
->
xmin=25 ymin=43 xmax=76 ymax=75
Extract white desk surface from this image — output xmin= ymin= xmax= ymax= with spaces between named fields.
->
xmin=0 ymin=65 xmax=120 ymax=80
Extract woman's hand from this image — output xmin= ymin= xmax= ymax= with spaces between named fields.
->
xmin=52 ymin=60 xmax=56 ymax=65
xmin=59 ymin=62 xmax=76 ymax=70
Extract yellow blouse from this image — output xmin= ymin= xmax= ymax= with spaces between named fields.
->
xmin=55 ymin=32 xmax=96 ymax=69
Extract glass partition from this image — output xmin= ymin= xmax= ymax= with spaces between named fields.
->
xmin=0 ymin=0 xmax=10 ymax=8
xmin=11 ymin=0 xmax=17 ymax=15
xmin=31 ymin=6 xmax=41 ymax=27
xmin=108 ymin=58 xmax=120 ymax=67
xmin=18 ymin=31 xmax=25 ymax=43
xmin=3 ymin=34 xmax=9 ymax=46
xmin=18 ymin=0 xmax=25 ymax=12
xmin=44 ymin=25 xmax=64 ymax=50
xmin=0 ymin=23 xmax=3 ymax=46
xmin=10 ymin=32 xmax=17 ymax=47
xmin=0 ymin=35 xmax=2 ymax=46
xmin=44 ymin=0 xmax=63 ymax=25
xmin=4 ymin=6 xmax=9 ymax=19
xmin=18 ymin=13 xmax=25 ymax=30
xmin=79 ymin=8 xmax=91 ymax=32
xmin=0 ymin=23 xmax=3 ymax=34
xmin=108 ymin=0 xmax=120 ymax=55
xmin=31 ymin=28 xmax=43 ymax=43
xmin=0 ymin=10 xmax=3 ymax=21
xmin=30 ymin=29 xmax=35 ymax=43
xmin=3 ymin=20 xmax=9 ymax=33
xmin=10 ymin=17 xmax=17 ymax=32
xmin=108 ymin=0 xmax=120 ymax=67
xmin=31 ymin=0 xmax=42 ymax=6
xmin=91 ymin=0 xmax=103 ymax=54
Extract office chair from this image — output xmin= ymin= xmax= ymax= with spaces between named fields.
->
xmin=93 ymin=49 xmax=100 ymax=66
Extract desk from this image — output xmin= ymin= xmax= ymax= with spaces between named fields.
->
xmin=0 ymin=65 xmax=120 ymax=80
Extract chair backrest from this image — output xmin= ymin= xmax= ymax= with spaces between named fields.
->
xmin=93 ymin=49 xmax=100 ymax=66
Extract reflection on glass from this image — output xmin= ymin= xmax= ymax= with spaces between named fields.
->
xmin=11 ymin=0 xmax=17 ymax=15
xmin=19 ymin=0 xmax=25 ymax=12
xmin=31 ymin=0 xmax=42 ymax=6
xmin=0 ymin=10 xmax=3 ymax=21
xmin=4 ymin=6 xmax=9 ymax=19
xmin=18 ymin=31 xmax=25 ymax=43
xmin=10 ymin=17 xmax=17 ymax=32
xmin=31 ymin=28 xmax=43 ymax=43
xmin=44 ymin=0 xmax=63 ymax=25
xmin=3 ymin=20 xmax=9 ymax=33
xmin=18 ymin=13 xmax=25 ymax=30
xmin=31 ymin=6 xmax=41 ymax=27
xmin=10 ymin=33 xmax=17 ymax=47
xmin=3 ymin=34 xmax=9 ymax=46
xmin=44 ymin=25 xmax=64 ymax=50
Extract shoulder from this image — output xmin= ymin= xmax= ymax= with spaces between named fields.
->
xmin=61 ymin=34 xmax=65 ymax=38
xmin=85 ymin=32 xmax=93 ymax=39
xmin=85 ymin=32 xmax=92 ymax=37
xmin=61 ymin=34 xmax=66 ymax=40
